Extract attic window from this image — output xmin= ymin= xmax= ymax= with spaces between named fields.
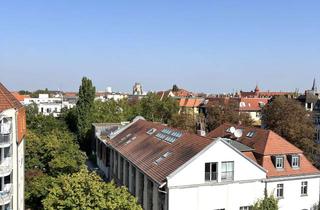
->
xmin=226 ymin=127 xmax=231 ymax=133
xmin=288 ymin=155 xmax=300 ymax=168
xmin=275 ymin=156 xmax=284 ymax=169
xmin=246 ymin=131 xmax=255 ymax=138
xmin=154 ymin=151 xmax=172 ymax=165
xmin=146 ymin=128 xmax=157 ymax=135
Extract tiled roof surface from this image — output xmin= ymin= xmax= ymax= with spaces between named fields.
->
xmin=179 ymin=98 xmax=203 ymax=107
xmin=0 ymin=83 xmax=23 ymax=112
xmin=11 ymin=92 xmax=30 ymax=102
xmin=239 ymin=98 xmax=270 ymax=111
xmin=207 ymin=123 xmax=319 ymax=177
xmin=103 ymin=119 xmax=213 ymax=184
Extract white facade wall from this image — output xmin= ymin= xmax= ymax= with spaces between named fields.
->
xmin=167 ymin=140 xmax=266 ymax=210
xmin=1 ymin=108 xmax=24 ymax=210
xmin=266 ymin=177 xmax=320 ymax=210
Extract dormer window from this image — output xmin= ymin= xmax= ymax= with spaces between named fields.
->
xmin=246 ymin=131 xmax=255 ymax=138
xmin=288 ymin=155 xmax=300 ymax=168
xmin=275 ymin=156 xmax=284 ymax=169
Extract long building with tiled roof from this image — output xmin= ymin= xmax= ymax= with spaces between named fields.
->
xmin=0 ymin=83 xmax=26 ymax=210
xmin=93 ymin=117 xmax=320 ymax=210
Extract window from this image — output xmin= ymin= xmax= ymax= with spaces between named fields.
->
xmin=301 ymin=181 xmax=308 ymax=196
xmin=205 ymin=162 xmax=217 ymax=181
xmin=246 ymin=131 xmax=255 ymax=138
xmin=240 ymin=206 xmax=252 ymax=210
xmin=291 ymin=156 xmax=300 ymax=168
xmin=221 ymin=161 xmax=234 ymax=181
xmin=276 ymin=157 xmax=284 ymax=169
xmin=277 ymin=184 xmax=284 ymax=198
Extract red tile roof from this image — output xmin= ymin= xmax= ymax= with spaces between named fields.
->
xmin=11 ymin=92 xmax=30 ymax=102
xmin=239 ymin=98 xmax=270 ymax=111
xmin=179 ymin=98 xmax=203 ymax=108
xmin=0 ymin=83 xmax=23 ymax=112
xmin=207 ymin=123 xmax=319 ymax=178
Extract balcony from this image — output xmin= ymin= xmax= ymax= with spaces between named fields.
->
xmin=0 ymin=158 xmax=12 ymax=177
xmin=0 ymin=184 xmax=12 ymax=206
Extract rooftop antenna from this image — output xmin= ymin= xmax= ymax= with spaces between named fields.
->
xmin=234 ymin=129 xmax=243 ymax=139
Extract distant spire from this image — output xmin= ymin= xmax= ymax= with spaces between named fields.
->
xmin=254 ymin=84 xmax=260 ymax=92
xmin=312 ymin=78 xmax=317 ymax=91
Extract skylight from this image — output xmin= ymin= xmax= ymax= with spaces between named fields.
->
xmin=246 ymin=131 xmax=255 ymax=138
xmin=146 ymin=128 xmax=157 ymax=135
xmin=155 ymin=128 xmax=183 ymax=143
xmin=154 ymin=151 xmax=172 ymax=165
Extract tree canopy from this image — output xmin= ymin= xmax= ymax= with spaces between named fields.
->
xmin=43 ymin=169 xmax=142 ymax=210
xmin=76 ymin=77 xmax=96 ymax=149
xmin=205 ymin=101 xmax=254 ymax=131
xmin=253 ymin=193 xmax=279 ymax=210
xmin=262 ymin=96 xmax=319 ymax=164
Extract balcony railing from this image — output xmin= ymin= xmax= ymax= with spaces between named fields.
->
xmin=0 ymin=184 xmax=12 ymax=206
xmin=0 ymin=158 xmax=12 ymax=176
xmin=0 ymin=134 xmax=11 ymax=147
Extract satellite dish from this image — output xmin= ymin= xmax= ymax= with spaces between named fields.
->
xmin=229 ymin=127 xmax=236 ymax=134
xmin=234 ymin=129 xmax=243 ymax=138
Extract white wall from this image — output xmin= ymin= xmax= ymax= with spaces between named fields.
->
xmin=266 ymin=177 xmax=320 ymax=210
xmin=167 ymin=140 xmax=266 ymax=210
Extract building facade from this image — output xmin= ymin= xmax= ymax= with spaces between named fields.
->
xmin=93 ymin=117 xmax=320 ymax=210
xmin=0 ymin=83 xmax=26 ymax=210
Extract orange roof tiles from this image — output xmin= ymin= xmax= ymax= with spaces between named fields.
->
xmin=239 ymin=98 xmax=270 ymax=111
xmin=179 ymin=98 xmax=203 ymax=108
xmin=0 ymin=83 xmax=23 ymax=112
xmin=11 ymin=92 xmax=29 ymax=102
xmin=207 ymin=123 xmax=319 ymax=178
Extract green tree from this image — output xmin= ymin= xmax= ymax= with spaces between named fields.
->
xmin=25 ymin=130 xmax=86 ymax=176
xmin=262 ymin=96 xmax=318 ymax=164
xmin=253 ymin=191 xmax=279 ymax=210
xmin=138 ymin=93 xmax=179 ymax=123
xmin=206 ymin=101 xmax=254 ymax=131
xmin=25 ymin=169 xmax=54 ymax=210
xmin=169 ymin=112 xmax=196 ymax=133
xmin=76 ymin=77 xmax=96 ymax=150
xmin=43 ymin=169 xmax=142 ymax=210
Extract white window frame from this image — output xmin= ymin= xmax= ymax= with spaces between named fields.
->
xmin=221 ymin=161 xmax=234 ymax=181
xmin=301 ymin=181 xmax=308 ymax=196
xmin=205 ymin=162 xmax=218 ymax=181
xmin=240 ymin=206 xmax=252 ymax=210
xmin=277 ymin=183 xmax=284 ymax=198
xmin=276 ymin=157 xmax=284 ymax=169
xmin=291 ymin=155 xmax=300 ymax=168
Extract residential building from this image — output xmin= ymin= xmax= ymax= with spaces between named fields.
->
xmin=178 ymin=97 xmax=204 ymax=118
xmin=93 ymin=117 xmax=319 ymax=210
xmin=200 ymin=97 xmax=270 ymax=126
xmin=239 ymin=85 xmax=296 ymax=98
xmin=297 ymin=79 xmax=320 ymax=143
xmin=23 ymin=93 xmax=76 ymax=117
xmin=0 ymin=83 xmax=26 ymax=210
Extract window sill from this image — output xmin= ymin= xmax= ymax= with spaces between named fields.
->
xmin=277 ymin=196 xmax=284 ymax=200
xmin=300 ymin=194 xmax=308 ymax=197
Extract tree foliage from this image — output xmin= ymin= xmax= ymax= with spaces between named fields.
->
xmin=43 ymin=169 xmax=142 ymax=210
xmin=206 ymin=101 xmax=254 ymax=131
xmin=169 ymin=112 xmax=196 ymax=133
xmin=137 ymin=92 xmax=179 ymax=123
xmin=76 ymin=77 xmax=96 ymax=149
xmin=262 ymin=96 xmax=318 ymax=164
xmin=253 ymin=193 xmax=279 ymax=210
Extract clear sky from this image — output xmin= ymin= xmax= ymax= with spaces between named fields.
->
xmin=1 ymin=0 xmax=320 ymax=93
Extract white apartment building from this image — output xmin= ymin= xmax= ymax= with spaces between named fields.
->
xmin=0 ymin=83 xmax=26 ymax=210
xmin=24 ymin=94 xmax=76 ymax=117
xmin=94 ymin=117 xmax=320 ymax=210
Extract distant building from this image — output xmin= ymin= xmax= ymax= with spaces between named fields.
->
xmin=133 ymin=83 xmax=143 ymax=95
xmin=0 ymin=83 xmax=26 ymax=210
xmin=200 ymin=97 xmax=270 ymax=126
xmin=297 ymin=79 xmax=320 ymax=143
xmin=23 ymin=93 xmax=76 ymax=117
xmin=93 ymin=117 xmax=320 ymax=210
xmin=239 ymin=85 xmax=296 ymax=98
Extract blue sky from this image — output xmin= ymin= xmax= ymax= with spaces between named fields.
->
xmin=1 ymin=1 xmax=320 ymax=93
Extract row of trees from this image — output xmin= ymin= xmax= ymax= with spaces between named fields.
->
xmin=25 ymin=78 xmax=142 ymax=209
